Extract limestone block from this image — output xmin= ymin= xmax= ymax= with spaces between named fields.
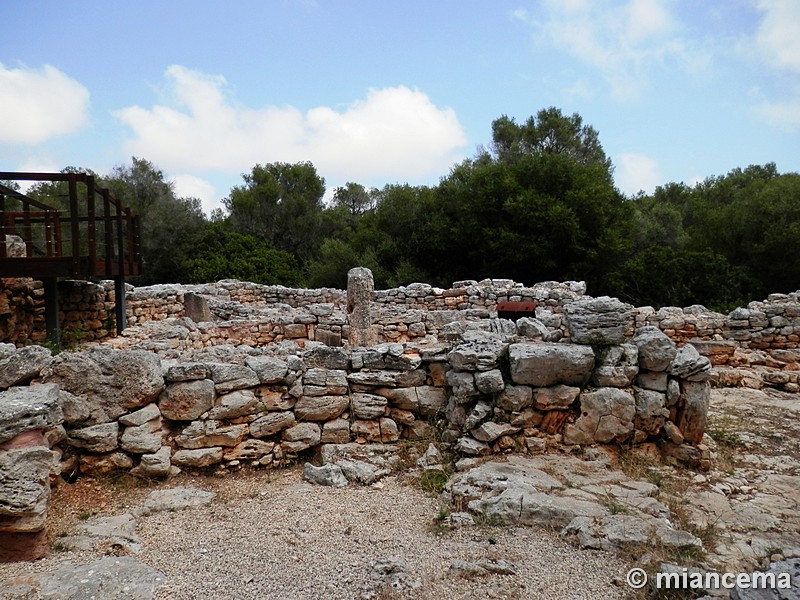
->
xmin=563 ymin=297 xmax=633 ymax=345
xmin=303 ymin=346 xmax=350 ymax=370
xmin=158 ymin=379 xmax=215 ymax=421
xmin=508 ymin=343 xmax=594 ymax=387
xmin=68 ymin=422 xmax=119 ymax=453
xmin=164 ymin=362 xmax=208 ymax=382
xmin=0 ymin=447 xmax=52 ymax=531
xmin=0 ymin=384 xmax=63 ymax=445
xmin=474 ymin=369 xmax=505 ymax=394
xmin=244 ymin=355 xmax=288 ymax=384
xmin=446 ymin=370 xmax=478 ymax=398
xmin=676 ymin=381 xmax=710 ymax=444
xmin=249 ymin=411 xmax=296 ymax=438
xmin=562 ymin=388 xmax=635 ymax=445
xmin=79 ymin=452 xmax=134 ymax=476
xmin=464 ymin=401 xmax=492 ymax=431
xmin=175 ymin=420 xmax=247 ymax=449
xmin=130 ymin=446 xmax=172 ymax=478
xmin=0 ymin=346 xmax=53 ymax=390
xmin=471 ymin=421 xmax=520 ymax=443
xmin=303 ymin=368 xmax=348 ymax=395
xmin=206 ymin=363 xmax=260 ymax=393
xmin=208 ymin=389 xmax=260 ymax=420
xmin=633 ymin=326 xmax=677 ymax=372
xmin=171 ymin=447 xmax=224 ymax=468
xmin=281 ymin=423 xmax=321 ymax=452
xmin=632 ymin=387 xmax=669 ymax=435
xmin=321 ymin=419 xmax=351 ymax=444
xmin=303 ymin=463 xmax=348 ymax=487
xmin=351 ymin=393 xmax=388 ymax=419
xmin=294 ymin=395 xmax=349 ymax=421
xmin=533 ymin=385 xmax=580 ymax=411
xmin=636 ymin=370 xmax=668 ymax=392
xmin=347 ymin=267 xmax=376 ymax=347
xmin=41 ymin=348 xmax=164 ymax=423
xmin=496 ymin=385 xmax=533 ymax=411
xmin=255 ymin=386 xmax=295 ymax=410
xmin=668 ymin=344 xmax=712 ymax=379
xmin=120 ymin=418 xmax=164 ymax=454
xmin=455 ymin=437 xmax=491 ymax=456
xmin=447 ymin=338 xmax=508 ymax=372
xmin=58 ymin=391 xmax=91 ymax=425
xmin=118 ymin=403 xmax=162 ymax=428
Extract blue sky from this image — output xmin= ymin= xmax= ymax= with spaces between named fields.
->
xmin=2 ymin=0 xmax=798 ymax=214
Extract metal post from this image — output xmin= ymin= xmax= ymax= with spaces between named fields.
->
xmin=114 ymin=275 xmax=127 ymax=335
xmin=43 ymin=277 xmax=60 ymax=346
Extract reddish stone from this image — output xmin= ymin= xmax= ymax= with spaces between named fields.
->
xmin=0 ymin=530 xmax=49 ymax=562
xmin=0 ymin=430 xmax=46 ymax=451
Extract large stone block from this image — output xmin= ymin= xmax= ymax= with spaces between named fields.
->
xmin=294 ymin=395 xmax=349 ymax=421
xmin=447 ymin=338 xmax=508 ymax=372
xmin=0 ymin=384 xmax=63 ymax=445
xmin=563 ymin=388 xmax=635 ymax=445
xmin=676 ymin=381 xmax=710 ymax=444
xmin=563 ymin=297 xmax=633 ymax=345
xmin=68 ymin=422 xmax=119 ymax=453
xmin=633 ymin=327 xmax=677 ymax=372
xmin=0 ymin=447 xmax=52 ymax=530
xmin=42 ymin=348 xmax=164 ymax=424
xmin=158 ymin=379 xmax=215 ymax=421
xmin=508 ymin=343 xmax=594 ymax=387
xmin=0 ymin=346 xmax=53 ymax=390
xmin=250 ymin=411 xmax=296 ymax=438
xmin=244 ymin=356 xmax=288 ymax=384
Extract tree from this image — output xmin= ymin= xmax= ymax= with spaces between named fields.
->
xmin=224 ymin=162 xmax=326 ymax=261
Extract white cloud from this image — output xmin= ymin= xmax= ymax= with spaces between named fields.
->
xmin=114 ymin=66 xmax=468 ymax=185
xmin=755 ymin=0 xmax=800 ymax=73
xmin=526 ymin=0 xmax=692 ymax=101
xmin=615 ymin=152 xmax=661 ymax=196
xmin=0 ymin=63 xmax=90 ymax=144
xmin=171 ymin=174 xmax=222 ymax=215
xmin=755 ymin=84 xmax=800 ymax=128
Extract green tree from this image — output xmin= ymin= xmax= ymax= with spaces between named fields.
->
xmin=224 ymin=162 xmax=325 ymax=261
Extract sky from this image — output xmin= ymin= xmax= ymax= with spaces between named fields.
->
xmin=1 ymin=0 xmax=798 ymax=215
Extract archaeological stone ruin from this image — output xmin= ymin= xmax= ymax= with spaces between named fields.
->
xmin=1 ymin=268 xmax=800 ymax=562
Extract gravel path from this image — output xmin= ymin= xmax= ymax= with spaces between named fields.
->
xmin=1 ymin=466 xmax=632 ymax=599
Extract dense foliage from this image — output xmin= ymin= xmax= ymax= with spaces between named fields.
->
xmin=22 ymin=108 xmax=799 ymax=311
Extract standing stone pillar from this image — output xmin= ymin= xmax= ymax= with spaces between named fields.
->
xmin=347 ymin=267 xmax=376 ymax=347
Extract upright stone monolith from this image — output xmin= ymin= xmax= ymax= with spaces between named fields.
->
xmin=347 ymin=267 xmax=376 ymax=347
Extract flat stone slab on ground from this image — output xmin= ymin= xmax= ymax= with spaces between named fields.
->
xmin=134 ymin=487 xmax=216 ymax=517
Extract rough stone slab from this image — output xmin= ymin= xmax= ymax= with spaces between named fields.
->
xmin=294 ymin=395 xmax=349 ymax=421
xmin=68 ymin=422 xmax=119 ymax=453
xmin=281 ymin=422 xmax=321 ymax=452
xmin=0 ymin=346 xmax=53 ymax=390
xmin=496 ymin=385 xmax=533 ymax=411
xmin=175 ymin=421 xmax=247 ymax=449
xmin=244 ymin=355 xmax=289 ymax=384
xmin=119 ymin=403 xmax=161 ymax=427
xmin=171 ymin=447 xmax=224 ymax=468
xmin=474 ymin=369 xmax=505 ymax=394
xmin=563 ymin=297 xmax=633 ymax=345
xmin=351 ymin=393 xmax=388 ymax=419
xmin=470 ymin=421 xmax=519 ymax=443
xmin=633 ymin=326 xmax=677 ymax=372
xmin=533 ymin=385 xmax=580 ymax=411
xmin=120 ymin=419 xmax=164 ymax=454
xmin=130 ymin=446 xmax=172 ymax=479
xmin=135 ymin=487 xmax=216 ymax=517
xmin=208 ymin=389 xmax=259 ymax=420
xmin=508 ymin=343 xmax=595 ymax=387
xmin=447 ymin=338 xmax=508 ymax=372
xmin=303 ymin=462 xmax=348 ymax=487
xmin=562 ymin=388 xmax=635 ymax=445
xmin=676 ymin=380 xmax=710 ymax=444
xmin=158 ymin=379 xmax=215 ymax=421
xmin=206 ymin=363 xmax=260 ymax=393
xmin=59 ymin=513 xmax=141 ymax=553
xmin=0 ymin=384 xmax=63 ymax=444
xmin=41 ymin=348 xmax=164 ymax=424
xmin=164 ymin=362 xmax=208 ymax=382
xmin=250 ymin=411 xmax=296 ymax=438
xmin=633 ymin=387 xmax=669 ymax=435
xmin=0 ymin=447 xmax=52 ymax=526
xmin=30 ymin=556 xmax=166 ymax=599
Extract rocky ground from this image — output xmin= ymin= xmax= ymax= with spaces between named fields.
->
xmin=0 ymin=387 xmax=798 ymax=599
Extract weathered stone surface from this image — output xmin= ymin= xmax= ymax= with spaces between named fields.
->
xmin=563 ymin=297 xmax=633 ymax=345
xmin=255 ymin=386 xmax=294 ymax=411
xmin=0 ymin=529 xmax=49 ymax=562
xmin=0 ymin=447 xmax=52 ymax=530
xmin=175 ymin=421 xmax=247 ymax=449
xmin=446 ymin=370 xmax=478 ymax=398
xmin=206 ymin=363 xmax=260 ymax=393
xmin=463 ymin=401 xmax=492 ymax=431
xmin=119 ymin=403 xmax=161 ymax=427
xmin=164 ymin=362 xmax=208 ymax=382
xmin=496 ymin=385 xmax=533 ymax=411
xmin=636 ymin=370 xmax=668 ymax=392
xmin=171 ymin=447 xmax=224 ymax=468
xmin=130 ymin=446 xmax=172 ymax=478
xmin=208 ymin=389 xmax=259 ymax=420
xmin=79 ymin=452 xmax=134 ymax=476
xmin=347 ymin=369 xmax=426 ymax=388
xmin=730 ymin=559 xmax=800 ymax=600
xmin=281 ymin=422 xmax=321 ymax=452
xmin=42 ymin=348 xmax=164 ymax=423
xmin=591 ymin=344 xmax=638 ymax=388
xmin=158 ymin=379 xmax=215 ymax=421
xmin=676 ymin=380 xmax=710 ymax=444
xmin=303 ymin=346 xmax=349 ymax=370
xmin=351 ymin=393 xmax=387 ymax=419
xmin=321 ymin=419 xmax=351 ymax=444
xmin=0 ymin=384 xmax=62 ymax=444
xmin=223 ymin=439 xmax=275 ymax=461
xmin=455 ymin=436 xmax=491 ymax=456
xmin=336 ymin=459 xmax=389 ymax=485
xmin=242 ymin=355 xmax=288 ymax=384
xmin=303 ymin=462 xmax=348 ymax=487
xmin=249 ymin=411 xmax=296 ymax=438
xmin=58 ymin=513 xmax=141 ymax=554
xmin=0 ymin=345 xmax=53 ymax=389
xmin=68 ymin=422 xmax=119 ymax=453
xmin=347 ymin=267 xmax=376 ymax=347
xmin=58 ymin=391 xmax=91 ymax=425
xmin=294 ymin=395 xmax=349 ymax=421
xmin=668 ymin=344 xmax=712 ymax=379
xmin=533 ymin=385 xmax=580 ymax=411
xmin=562 ymin=388 xmax=635 ymax=445
xmin=120 ymin=418 xmax=164 ymax=454
xmin=447 ymin=338 xmax=508 ymax=372
xmin=633 ymin=326 xmax=677 ymax=372
xmin=20 ymin=556 xmax=166 ymax=599
xmin=471 ymin=421 xmax=519 ymax=443
xmin=135 ymin=487 xmax=216 ymax=516
xmin=662 ymin=420 xmax=684 ymax=445
xmin=632 ymin=387 xmax=669 ymax=435
xmin=303 ymin=368 xmax=348 ymax=395
xmin=516 ymin=317 xmax=550 ymax=339
xmin=508 ymin=343 xmax=595 ymax=387
xmin=474 ymin=369 xmax=505 ymax=394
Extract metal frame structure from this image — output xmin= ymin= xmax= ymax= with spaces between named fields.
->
xmin=0 ymin=171 xmax=142 ymax=344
